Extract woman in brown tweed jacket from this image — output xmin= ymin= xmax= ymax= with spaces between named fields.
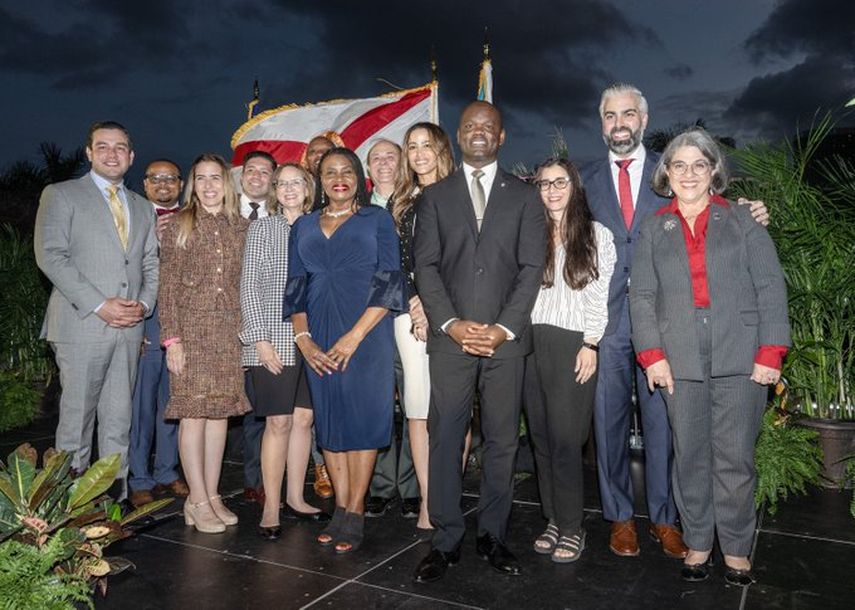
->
xmin=160 ymin=153 xmax=250 ymax=534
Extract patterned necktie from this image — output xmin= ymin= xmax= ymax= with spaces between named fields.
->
xmin=106 ymin=185 xmax=128 ymax=250
xmin=615 ymin=159 xmax=634 ymax=230
xmin=248 ymin=201 xmax=260 ymax=221
xmin=471 ymin=169 xmax=486 ymax=231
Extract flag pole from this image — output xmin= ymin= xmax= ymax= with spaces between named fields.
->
xmin=430 ymin=46 xmax=440 ymax=124
xmin=246 ymin=78 xmax=260 ymax=120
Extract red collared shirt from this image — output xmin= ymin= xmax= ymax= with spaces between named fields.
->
xmin=637 ymin=196 xmax=787 ymax=371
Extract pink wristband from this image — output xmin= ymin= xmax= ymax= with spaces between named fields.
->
xmin=162 ymin=337 xmax=181 ymax=348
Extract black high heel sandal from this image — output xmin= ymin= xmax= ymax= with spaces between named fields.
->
xmin=318 ymin=506 xmax=346 ymax=545
xmin=334 ymin=512 xmax=365 ymax=554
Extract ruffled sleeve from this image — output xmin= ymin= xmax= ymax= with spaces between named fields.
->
xmin=282 ymin=217 xmax=307 ymax=319
xmin=367 ymin=210 xmax=407 ymax=313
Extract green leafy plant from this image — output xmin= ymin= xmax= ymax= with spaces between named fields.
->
xmin=0 ymin=444 xmax=172 ymax=605
xmin=0 ymin=537 xmax=93 ymax=609
xmin=0 ymin=371 xmax=41 ymax=432
xmin=0 ymin=223 xmax=54 ymax=383
xmin=729 ymin=114 xmax=855 ymax=419
xmin=754 ymin=406 xmax=824 ymax=515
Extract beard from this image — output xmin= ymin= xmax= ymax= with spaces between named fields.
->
xmin=603 ymin=126 xmax=643 ymax=156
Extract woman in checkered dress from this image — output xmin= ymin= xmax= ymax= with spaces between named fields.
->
xmin=240 ymin=163 xmax=329 ymax=539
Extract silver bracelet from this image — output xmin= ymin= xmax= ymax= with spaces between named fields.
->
xmin=293 ymin=331 xmax=312 ymax=343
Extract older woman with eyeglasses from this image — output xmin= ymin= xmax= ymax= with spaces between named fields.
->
xmin=240 ymin=163 xmax=329 ymax=541
xmin=525 ymin=158 xmax=616 ymax=563
xmin=630 ymin=128 xmax=790 ymax=586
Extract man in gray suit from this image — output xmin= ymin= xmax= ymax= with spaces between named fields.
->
xmin=35 ymin=121 xmax=159 ymax=495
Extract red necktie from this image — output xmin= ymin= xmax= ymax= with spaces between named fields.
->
xmin=616 ymin=159 xmax=634 ymax=229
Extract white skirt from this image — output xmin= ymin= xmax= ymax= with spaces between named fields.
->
xmin=393 ymin=313 xmax=430 ymax=420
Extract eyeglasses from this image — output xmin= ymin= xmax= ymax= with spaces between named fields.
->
xmin=533 ymin=177 xmax=570 ymax=191
xmin=667 ymin=160 xmax=712 ymax=176
xmin=145 ymin=174 xmax=180 ymax=184
xmin=275 ymin=178 xmax=306 ymax=189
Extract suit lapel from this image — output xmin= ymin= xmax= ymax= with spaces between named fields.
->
xmin=659 ymin=211 xmax=691 ymax=282
xmin=454 ymin=171 xmax=479 ymax=240
xmin=630 ymin=155 xmax=661 ymax=233
xmin=704 ymin=202 xmax=728 ymax=288
xmin=594 ymin=160 xmax=626 ymax=235
xmin=480 ymin=170 xmax=509 ymax=237
xmin=125 ymin=190 xmax=147 ymax=253
xmin=83 ymin=176 xmax=126 ymax=253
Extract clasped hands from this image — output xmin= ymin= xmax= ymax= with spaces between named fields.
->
xmin=97 ymin=297 xmax=145 ymax=328
xmin=447 ymin=319 xmax=507 ymax=357
xmin=297 ymin=330 xmax=363 ymax=377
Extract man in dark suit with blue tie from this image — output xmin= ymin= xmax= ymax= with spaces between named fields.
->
xmin=582 ymin=84 xmax=767 ymax=559
xmin=413 ymin=101 xmax=546 ymax=583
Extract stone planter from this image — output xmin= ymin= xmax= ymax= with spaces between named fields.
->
xmin=798 ymin=418 xmax=855 ymax=488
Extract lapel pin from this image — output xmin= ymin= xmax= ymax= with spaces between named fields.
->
xmin=712 ymin=211 xmax=721 ymax=220
xmin=500 ymin=182 xmax=506 ymax=188
xmin=663 ymin=218 xmax=678 ymax=231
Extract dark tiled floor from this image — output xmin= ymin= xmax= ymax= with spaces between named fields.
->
xmin=3 ymin=413 xmax=853 ymax=609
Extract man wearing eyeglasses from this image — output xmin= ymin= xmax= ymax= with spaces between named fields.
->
xmin=582 ymin=84 xmax=769 ymax=561
xmin=129 ymin=160 xmax=188 ymax=507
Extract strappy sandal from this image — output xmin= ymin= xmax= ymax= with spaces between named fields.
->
xmin=551 ymin=529 xmax=586 ymax=563
xmin=533 ymin=523 xmax=560 ymax=554
xmin=318 ymin=506 xmax=346 ymax=545
xmin=334 ymin=512 xmax=365 ymax=554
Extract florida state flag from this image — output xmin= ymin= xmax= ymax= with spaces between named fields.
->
xmin=231 ymin=82 xmax=439 ymax=167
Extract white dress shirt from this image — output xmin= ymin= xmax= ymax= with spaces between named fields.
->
xmin=607 ymin=144 xmax=647 ymax=209
xmin=240 ymin=193 xmax=270 ymax=220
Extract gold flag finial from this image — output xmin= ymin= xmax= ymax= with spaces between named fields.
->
xmin=483 ymin=27 xmax=490 ymax=60
xmin=246 ymin=78 xmax=260 ymax=120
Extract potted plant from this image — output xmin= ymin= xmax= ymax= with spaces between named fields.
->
xmin=729 ymin=114 xmax=855 ymax=486
xmin=0 ymin=443 xmax=171 ymax=608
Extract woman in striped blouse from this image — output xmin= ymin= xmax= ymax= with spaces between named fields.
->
xmin=525 ymin=157 xmax=616 ymax=563
xmin=240 ymin=163 xmax=328 ymax=541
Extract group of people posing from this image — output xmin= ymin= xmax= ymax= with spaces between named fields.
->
xmin=33 ymin=82 xmax=789 ymax=589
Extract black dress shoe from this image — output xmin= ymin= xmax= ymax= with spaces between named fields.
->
xmin=413 ymin=547 xmax=461 ymax=583
xmin=365 ymin=496 xmax=394 ymax=517
xmin=681 ymin=561 xmax=710 ymax=582
xmin=283 ymin=504 xmax=332 ymax=522
xmin=401 ymin=497 xmax=420 ymax=519
xmin=475 ymin=534 xmax=522 ymax=576
xmin=724 ymin=566 xmax=756 ymax=587
xmin=258 ymin=525 xmax=282 ymax=541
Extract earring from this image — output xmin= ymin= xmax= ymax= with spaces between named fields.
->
xmin=320 ymin=191 xmax=326 ymax=206
xmin=668 ymin=187 xmax=674 ymax=197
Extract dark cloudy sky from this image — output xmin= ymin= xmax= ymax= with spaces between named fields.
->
xmin=2 ymin=0 xmax=853 ymax=184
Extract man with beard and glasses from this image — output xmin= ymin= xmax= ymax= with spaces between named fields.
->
xmin=581 ymin=83 xmax=769 ymax=560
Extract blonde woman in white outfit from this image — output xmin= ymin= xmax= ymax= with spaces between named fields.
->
xmin=390 ymin=122 xmax=463 ymax=531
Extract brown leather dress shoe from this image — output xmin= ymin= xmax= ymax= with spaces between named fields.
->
xmin=313 ymin=464 xmax=334 ymax=499
xmin=154 ymin=479 xmax=190 ymax=497
xmin=609 ymin=519 xmax=640 ymax=556
xmin=243 ymin=486 xmax=266 ymax=505
xmin=130 ymin=488 xmax=155 ymax=508
xmin=649 ymin=523 xmax=689 ymax=559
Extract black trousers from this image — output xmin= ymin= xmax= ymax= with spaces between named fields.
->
xmin=524 ymin=325 xmax=596 ymax=533
xmin=427 ymin=350 xmax=524 ymax=552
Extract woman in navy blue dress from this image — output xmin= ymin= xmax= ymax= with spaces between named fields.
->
xmin=284 ymin=148 xmax=405 ymax=553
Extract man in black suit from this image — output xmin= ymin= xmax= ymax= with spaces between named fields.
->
xmin=413 ymin=101 xmax=546 ymax=583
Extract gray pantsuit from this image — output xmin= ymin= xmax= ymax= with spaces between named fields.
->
xmin=664 ymin=310 xmax=766 ymax=555
xmin=630 ymin=199 xmax=790 ymax=557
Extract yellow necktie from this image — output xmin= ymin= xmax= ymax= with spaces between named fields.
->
xmin=106 ymin=185 xmax=128 ymax=250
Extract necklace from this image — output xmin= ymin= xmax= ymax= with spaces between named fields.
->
xmin=324 ymin=207 xmax=352 ymax=219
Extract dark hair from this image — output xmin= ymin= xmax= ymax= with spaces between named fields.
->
xmin=317 ymin=147 xmax=369 ymax=209
xmin=535 ymin=157 xmax=599 ymax=290
xmin=243 ymin=150 xmax=277 ymax=170
xmin=87 ymin=120 xmax=132 ymax=150
xmin=144 ymin=158 xmax=181 ymax=178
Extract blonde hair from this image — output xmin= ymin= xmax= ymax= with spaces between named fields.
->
xmin=175 ymin=154 xmax=240 ymax=249
xmin=268 ymin=163 xmax=315 ymax=215
xmin=390 ymin=123 xmax=454 ymax=228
